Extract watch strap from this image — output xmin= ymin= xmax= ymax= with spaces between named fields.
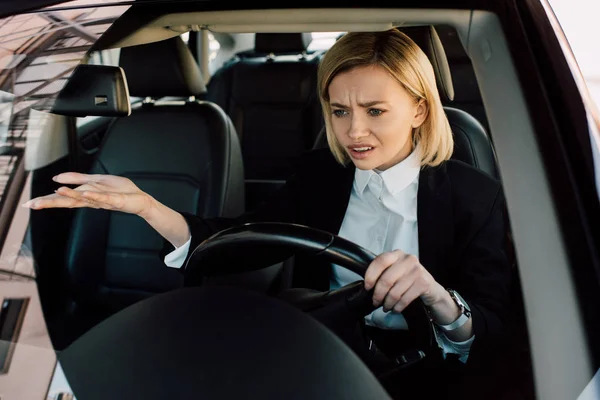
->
xmin=434 ymin=289 xmax=472 ymax=332
xmin=435 ymin=312 xmax=470 ymax=332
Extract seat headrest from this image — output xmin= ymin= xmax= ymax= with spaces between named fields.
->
xmin=118 ymin=36 xmax=206 ymax=98
xmin=399 ymin=26 xmax=454 ymax=102
xmin=254 ymin=33 xmax=312 ymax=54
xmin=51 ymin=64 xmax=131 ymax=117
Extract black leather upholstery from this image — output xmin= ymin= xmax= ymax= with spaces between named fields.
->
xmin=119 ymin=36 xmax=206 ymax=97
xmin=207 ymin=33 xmax=323 ymax=210
xmin=61 ymin=37 xmax=244 ymax=339
xmin=66 ymin=102 xmax=244 ymax=308
xmin=445 ymin=107 xmax=498 ymax=178
xmin=208 ymin=59 xmax=322 ymax=180
xmin=399 ymin=26 xmax=454 ymax=103
xmin=401 ymin=26 xmax=497 ymax=177
xmin=254 ymin=32 xmax=313 ymax=54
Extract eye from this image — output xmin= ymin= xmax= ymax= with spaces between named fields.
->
xmin=368 ymin=108 xmax=384 ymax=117
xmin=332 ymin=109 xmax=349 ymax=117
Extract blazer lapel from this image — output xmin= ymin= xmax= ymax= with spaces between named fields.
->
xmin=296 ymin=161 xmax=354 ymax=291
xmin=309 ymin=163 xmax=355 ymax=235
xmin=417 ymin=164 xmax=454 ymax=281
xmin=300 ymin=157 xmax=454 ymax=289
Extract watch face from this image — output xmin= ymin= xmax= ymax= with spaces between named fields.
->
xmin=450 ymin=290 xmax=471 ymax=311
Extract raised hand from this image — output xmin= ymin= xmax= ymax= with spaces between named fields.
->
xmin=22 ymin=172 xmax=155 ymax=218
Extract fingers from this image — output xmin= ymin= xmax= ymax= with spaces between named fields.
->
xmin=22 ymin=192 xmax=101 ymax=210
xmin=381 ymin=277 xmax=414 ymax=312
xmin=23 ymin=173 xmax=137 ymax=212
xmin=79 ymin=190 xmax=127 ymax=210
xmin=22 ymin=185 xmax=118 ymax=210
xmin=386 ymin=283 xmax=423 ymax=313
xmin=52 ymin=172 xmax=102 ymax=185
xmin=371 ymin=255 xmax=417 ymax=307
xmin=52 ymin=172 xmax=128 ymax=188
xmin=55 ymin=186 xmax=125 ymax=210
xmin=365 ymin=250 xmax=426 ymax=311
xmin=364 ymin=250 xmax=404 ymax=290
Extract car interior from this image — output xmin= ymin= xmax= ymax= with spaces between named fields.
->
xmin=0 ymin=0 xmax=596 ymax=398
xmin=35 ymin=23 xmax=521 ymax=350
xmin=18 ymin=5 xmax=557 ymax=398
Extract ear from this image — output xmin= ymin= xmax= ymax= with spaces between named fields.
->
xmin=411 ymin=99 xmax=428 ymax=128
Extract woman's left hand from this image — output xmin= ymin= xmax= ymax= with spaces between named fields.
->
xmin=363 ymin=249 xmax=446 ymax=313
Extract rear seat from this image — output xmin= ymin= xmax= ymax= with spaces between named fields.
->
xmin=206 ymin=33 xmax=325 ymax=211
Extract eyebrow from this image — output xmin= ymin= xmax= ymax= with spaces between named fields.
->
xmin=330 ymin=101 xmax=388 ymax=108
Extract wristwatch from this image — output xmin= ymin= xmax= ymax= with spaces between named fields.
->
xmin=434 ymin=289 xmax=472 ymax=332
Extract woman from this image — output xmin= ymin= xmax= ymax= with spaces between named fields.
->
xmin=25 ymin=29 xmax=510 ymax=396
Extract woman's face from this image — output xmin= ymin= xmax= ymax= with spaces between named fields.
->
xmin=328 ymin=64 xmax=427 ymax=171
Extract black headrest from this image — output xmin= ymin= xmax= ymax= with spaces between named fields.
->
xmin=51 ymin=64 xmax=130 ymax=117
xmin=399 ymin=26 xmax=455 ymax=102
xmin=119 ymin=36 xmax=206 ymax=97
xmin=254 ymin=33 xmax=312 ymax=54
xmin=445 ymin=107 xmax=499 ymax=179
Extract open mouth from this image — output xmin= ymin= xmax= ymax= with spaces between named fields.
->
xmin=348 ymin=146 xmax=374 ymax=159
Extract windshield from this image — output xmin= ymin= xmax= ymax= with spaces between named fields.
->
xmin=0 ymin=2 xmax=128 ymax=398
xmin=1 ymin=2 xmax=574 ymax=400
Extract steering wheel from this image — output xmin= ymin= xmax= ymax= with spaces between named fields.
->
xmin=57 ymin=222 xmax=434 ymax=400
xmin=184 ymin=222 xmax=435 ymax=364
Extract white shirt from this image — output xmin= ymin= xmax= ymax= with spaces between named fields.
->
xmin=165 ymin=149 xmax=474 ymax=362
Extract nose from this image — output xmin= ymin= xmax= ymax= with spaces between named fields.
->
xmin=347 ymin=113 xmax=370 ymax=140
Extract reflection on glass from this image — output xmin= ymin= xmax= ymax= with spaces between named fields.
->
xmin=0 ymin=91 xmax=14 ymax=153
xmin=0 ymin=2 xmax=130 ymax=400
xmin=46 ymin=362 xmax=76 ymax=400
xmin=0 ymin=298 xmax=29 ymax=373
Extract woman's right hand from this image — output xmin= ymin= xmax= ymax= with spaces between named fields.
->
xmin=24 ymin=172 xmax=192 ymax=248
xmin=23 ymin=172 xmax=156 ymax=218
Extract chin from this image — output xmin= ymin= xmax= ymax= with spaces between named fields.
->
xmin=348 ymin=158 xmax=381 ymax=171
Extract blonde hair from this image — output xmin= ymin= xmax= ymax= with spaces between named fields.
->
xmin=317 ymin=28 xmax=454 ymax=167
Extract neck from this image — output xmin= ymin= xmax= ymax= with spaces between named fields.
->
xmin=377 ymin=142 xmax=414 ymax=171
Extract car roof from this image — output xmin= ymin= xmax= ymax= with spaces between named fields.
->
xmin=0 ymin=0 xmax=523 ymax=45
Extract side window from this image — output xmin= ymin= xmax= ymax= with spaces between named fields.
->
xmin=208 ymin=32 xmax=222 ymax=63
xmin=181 ymin=31 xmax=190 ymax=45
xmin=208 ymin=32 xmax=247 ymax=76
xmin=307 ymin=32 xmax=344 ymax=51
xmin=86 ymin=47 xmax=120 ymax=67
xmin=207 ymin=31 xmax=343 ymax=76
xmin=547 ymin=0 xmax=600 ymax=108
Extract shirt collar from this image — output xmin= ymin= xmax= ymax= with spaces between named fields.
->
xmin=355 ymin=147 xmax=421 ymax=195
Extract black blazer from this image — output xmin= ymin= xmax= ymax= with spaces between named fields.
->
xmin=167 ymin=148 xmax=511 ymax=346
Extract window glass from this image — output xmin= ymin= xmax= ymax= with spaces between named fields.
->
xmin=181 ymin=31 xmax=190 ymax=44
xmin=307 ymin=31 xmax=344 ymax=51
xmin=547 ymin=0 xmax=600 ymax=107
xmin=0 ymin=4 xmax=129 ymax=400
xmin=208 ymin=32 xmax=221 ymax=62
